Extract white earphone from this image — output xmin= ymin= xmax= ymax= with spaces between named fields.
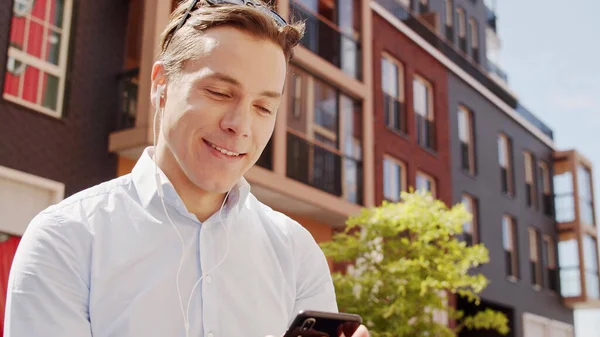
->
xmin=152 ymin=83 xmax=232 ymax=337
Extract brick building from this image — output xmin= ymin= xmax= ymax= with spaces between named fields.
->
xmin=0 ymin=1 xmax=598 ymax=336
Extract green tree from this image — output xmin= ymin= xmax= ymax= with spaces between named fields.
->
xmin=320 ymin=191 xmax=510 ymax=337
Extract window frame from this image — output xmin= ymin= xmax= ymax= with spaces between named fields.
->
xmin=456 ymin=7 xmax=466 ymax=38
xmin=383 ymin=155 xmax=407 ymax=202
xmin=498 ymin=133 xmax=514 ymax=196
xmin=524 ymin=151 xmax=536 ymax=208
xmin=381 ymin=52 xmax=406 ymax=133
xmin=458 ymin=105 xmax=475 ymax=175
xmin=413 ymin=75 xmax=435 ymax=150
xmin=529 ymin=227 xmax=542 ymax=288
xmin=543 ymin=234 xmax=558 ymax=292
xmin=416 ymin=170 xmax=436 ymax=198
xmin=286 ymin=65 xmax=363 ymax=205
xmin=503 ymin=215 xmax=519 ymax=279
xmin=461 ymin=193 xmax=478 ymax=245
xmin=468 ymin=17 xmax=478 ymax=48
xmin=445 ymin=0 xmax=454 ymax=26
xmin=3 ymin=0 xmax=74 ymax=118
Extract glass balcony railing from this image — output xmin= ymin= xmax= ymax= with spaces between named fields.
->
xmin=516 ymin=103 xmax=554 ymax=140
xmin=374 ymin=0 xmax=517 ymax=105
xmin=286 ymin=131 xmax=363 ymax=204
xmin=115 ymin=68 xmax=139 ymax=131
xmin=485 ymin=5 xmax=497 ymax=32
xmin=290 ymin=0 xmax=362 ymax=80
xmin=487 ymin=58 xmax=508 ymax=84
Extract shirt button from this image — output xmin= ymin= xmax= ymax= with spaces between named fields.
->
xmin=207 ymin=332 xmax=214 ymax=337
xmin=205 ymin=275 xmax=212 ymax=284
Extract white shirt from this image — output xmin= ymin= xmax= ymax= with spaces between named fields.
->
xmin=4 ymin=147 xmax=338 ymax=337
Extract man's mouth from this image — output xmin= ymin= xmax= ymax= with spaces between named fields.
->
xmin=203 ymin=139 xmax=244 ymax=157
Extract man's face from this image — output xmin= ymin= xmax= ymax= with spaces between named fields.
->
xmin=154 ymin=26 xmax=287 ymax=194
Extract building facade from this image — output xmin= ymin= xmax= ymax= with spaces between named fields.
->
xmin=372 ymin=0 xmax=597 ymax=337
xmin=0 ymin=0 xmax=598 ymax=337
xmin=372 ymin=11 xmax=452 ymax=209
xmin=0 ymin=0 xmax=131 ymax=331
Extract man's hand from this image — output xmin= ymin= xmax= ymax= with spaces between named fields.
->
xmin=350 ymin=325 xmax=369 ymax=337
xmin=267 ymin=324 xmax=370 ymax=337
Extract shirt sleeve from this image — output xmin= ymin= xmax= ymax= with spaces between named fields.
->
xmin=289 ymin=223 xmax=339 ymax=322
xmin=4 ymin=210 xmax=93 ymax=337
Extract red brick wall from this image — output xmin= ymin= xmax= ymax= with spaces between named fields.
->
xmin=372 ymin=13 xmax=452 ymax=207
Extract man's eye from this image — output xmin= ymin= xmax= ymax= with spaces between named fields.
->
xmin=256 ymin=106 xmax=273 ymax=115
xmin=206 ymin=89 xmax=229 ymax=98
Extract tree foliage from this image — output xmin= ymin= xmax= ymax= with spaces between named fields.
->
xmin=320 ymin=191 xmax=510 ymax=337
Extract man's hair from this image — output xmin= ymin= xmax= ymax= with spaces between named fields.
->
xmin=158 ymin=0 xmax=305 ymax=80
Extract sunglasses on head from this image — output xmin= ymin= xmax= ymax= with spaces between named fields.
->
xmin=174 ymin=0 xmax=288 ymax=34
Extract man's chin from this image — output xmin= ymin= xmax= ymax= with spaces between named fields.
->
xmin=189 ymin=174 xmax=239 ymax=194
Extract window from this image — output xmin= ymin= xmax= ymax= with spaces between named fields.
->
xmin=539 ymin=162 xmax=553 ymax=216
xmin=286 ymin=66 xmax=363 ymax=205
xmin=381 ymin=54 xmax=405 ymax=133
xmin=458 ymin=105 xmax=475 ymax=175
xmin=413 ymin=76 xmax=435 ymax=150
xmin=583 ymin=235 xmax=599 ymax=298
xmin=468 ymin=18 xmax=479 ymax=63
xmin=445 ymin=0 xmax=453 ymax=26
xmin=416 ymin=171 xmax=436 ymax=197
xmin=543 ymin=235 xmax=559 ymax=292
xmin=461 ymin=194 xmax=478 ymax=246
xmin=529 ymin=228 xmax=542 ymax=287
xmin=578 ymin=165 xmax=595 ymax=226
xmin=289 ymin=72 xmax=304 ymax=119
xmin=524 ymin=152 xmax=536 ymax=208
xmin=444 ymin=0 xmax=454 ymax=41
xmin=383 ymin=156 xmax=406 ymax=202
xmin=456 ymin=7 xmax=467 ymax=53
xmin=3 ymin=0 xmax=73 ymax=118
xmin=523 ymin=313 xmax=575 ymax=337
xmin=503 ymin=215 xmax=519 ymax=279
xmin=498 ymin=134 xmax=514 ymax=196
xmin=558 ymin=234 xmax=581 ymax=297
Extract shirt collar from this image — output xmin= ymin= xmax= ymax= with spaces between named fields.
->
xmin=131 ymin=146 xmax=251 ymax=216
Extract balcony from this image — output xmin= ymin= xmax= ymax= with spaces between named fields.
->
xmin=516 ymin=103 xmax=554 ymax=140
xmin=286 ymin=131 xmax=363 ymax=205
xmin=553 ymin=150 xmax=600 ymax=308
xmin=374 ymin=0 xmax=516 ymax=106
xmin=373 ymin=0 xmax=556 ymax=142
xmin=486 ymin=58 xmax=508 ymax=83
xmin=485 ymin=5 xmax=497 ymax=32
xmin=290 ymin=0 xmax=362 ymax=80
xmin=115 ymin=68 xmax=139 ymax=132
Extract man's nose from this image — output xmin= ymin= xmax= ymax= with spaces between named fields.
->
xmin=220 ymin=101 xmax=252 ymax=138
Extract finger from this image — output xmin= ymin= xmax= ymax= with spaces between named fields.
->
xmin=352 ymin=325 xmax=370 ymax=337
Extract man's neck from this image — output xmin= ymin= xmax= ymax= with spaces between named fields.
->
xmin=153 ymin=146 xmax=226 ymax=222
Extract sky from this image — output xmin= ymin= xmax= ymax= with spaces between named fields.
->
xmin=495 ymin=0 xmax=600 ymax=336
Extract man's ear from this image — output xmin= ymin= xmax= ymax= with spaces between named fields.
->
xmin=151 ymin=61 xmax=167 ymax=108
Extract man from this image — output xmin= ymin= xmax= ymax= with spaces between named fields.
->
xmin=4 ymin=0 xmax=370 ymax=336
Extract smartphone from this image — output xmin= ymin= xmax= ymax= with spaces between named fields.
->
xmin=283 ymin=310 xmax=363 ymax=337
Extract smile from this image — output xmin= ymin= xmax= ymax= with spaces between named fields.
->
xmin=203 ymin=139 xmax=244 ymax=157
